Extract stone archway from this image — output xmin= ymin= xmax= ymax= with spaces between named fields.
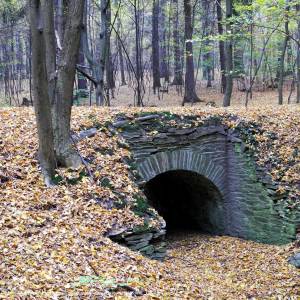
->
xmin=136 ymin=150 xmax=295 ymax=244
xmin=112 ymin=116 xmax=297 ymax=245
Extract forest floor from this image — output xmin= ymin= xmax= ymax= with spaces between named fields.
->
xmin=109 ymin=81 xmax=297 ymax=107
xmin=1 ymin=80 xmax=298 ymax=108
xmin=0 ymin=106 xmax=299 ymax=298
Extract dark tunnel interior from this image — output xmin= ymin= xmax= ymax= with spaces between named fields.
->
xmin=144 ymin=170 xmax=224 ymax=233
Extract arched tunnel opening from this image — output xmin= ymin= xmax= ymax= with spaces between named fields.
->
xmin=144 ymin=170 xmax=225 ymax=234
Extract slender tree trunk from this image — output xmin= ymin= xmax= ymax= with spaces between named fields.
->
xmin=116 ymin=2 xmax=126 ymax=86
xmin=97 ymin=0 xmax=108 ymax=106
xmin=152 ymin=0 xmax=161 ymax=93
xmin=278 ymin=1 xmax=290 ymax=105
xmin=105 ymin=0 xmax=115 ymax=104
xmin=171 ymin=0 xmax=183 ymax=86
xmin=223 ymin=0 xmax=233 ymax=107
xmin=134 ymin=0 xmax=143 ymax=106
xmin=201 ymin=0 xmax=213 ymax=88
xmin=81 ymin=0 xmax=105 ymax=105
xmin=159 ymin=0 xmax=169 ymax=82
xmin=183 ymin=0 xmax=199 ymax=105
xmin=216 ymin=0 xmax=226 ymax=93
xmin=77 ymin=41 xmax=88 ymax=92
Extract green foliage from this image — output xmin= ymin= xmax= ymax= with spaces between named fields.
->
xmin=100 ymin=177 xmax=113 ymax=189
xmin=131 ymin=195 xmax=151 ymax=217
xmin=73 ymin=275 xmax=139 ymax=288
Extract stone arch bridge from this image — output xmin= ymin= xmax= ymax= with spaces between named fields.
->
xmin=110 ymin=114 xmax=298 ymax=248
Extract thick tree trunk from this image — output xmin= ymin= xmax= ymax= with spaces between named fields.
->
xmin=54 ymin=1 xmax=84 ymax=166
xmin=38 ymin=0 xmax=84 ymax=168
xmin=152 ymin=0 xmax=161 ymax=93
xmin=171 ymin=0 xmax=183 ymax=86
xmin=183 ymin=0 xmax=199 ymax=105
xmin=223 ymin=0 xmax=233 ymax=107
xmin=29 ymin=0 xmax=56 ymax=185
xmin=217 ymin=0 xmax=226 ymax=93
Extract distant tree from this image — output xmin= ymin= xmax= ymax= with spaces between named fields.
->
xmin=278 ymin=0 xmax=290 ymax=105
xmin=152 ymin=0 xmax=161 ymax=93
xmin=183 ymin=0 xmax=200 ymax=105
xmin=216 ymin=0 xmax=226 ymax=93
xmin=171 ymin=0 xmax=183 ymax=86
xmin=223 ymin=0 xmax=233 ymax=107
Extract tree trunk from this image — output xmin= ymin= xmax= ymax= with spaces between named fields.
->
xmin=93 ymin=0 xmax=107 ymax=106
xmin=54 ymin=1 xmax=85 ymax=166
xmin=134 ymin=0 xmax=143 ymax=106
xmin=183 ymin=0 xmax=199 ymax=105
xmin=77 ymin=41 xmax=88 ymax=92
xmin=105 ymin=0 xmax=115 ymax=104
xmin=81 ymin=0 xmax=105 ymax=106
xmin=152 ymin=0 xmax=161 ymax=93
xmin=278 ymin=1 xmax=290 ymax=105
xmin=116 ymin=3 xmax=126 ymax=86
xmin=32 ymin=0 xmax=84 ymax=170
xmin=171 ymin=0 xmax=183 ymax=86
xmin=201 ymin=0 xmax=213 ymax=88
xmin=217 ymin=0 xmax=226 ymax=93
xmin=223 ymin=0 xmax=233 ymax=107
xmin=29 ymin=0 xmax=56 ymax=185
xmin=159 ymin=0 xmax=169 ymax=82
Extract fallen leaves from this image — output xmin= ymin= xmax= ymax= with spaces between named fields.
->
xmin=0 ymin=105 xmax=299 ymax=298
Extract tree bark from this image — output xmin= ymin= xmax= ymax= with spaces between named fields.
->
xmin=171 ymin=0 xmax=183 ymax=86
xmin=152 ymin=0 xmax=161 ymax=93
xmin=216 ymin=0 xmax=226 ymax=93
xmin=159 ymin=0 xmax=169 ymax=82
xmin=116 ymin=1 xmax=126 ymax=86
xmin=134 ymin=0 xmax=143 ymax=106
xmin=31 ymin=0 xmax=84 ymax=173
xmin=183 ymin=0 xmax=199 ymax=105
xmin=105 ymin=0 xmax=115 ymax=104
xmin=201 ymin=0 xmax=213 ymax=88
xmin=223 ymin=0 xmax=233 ymax=107
xmin=29 ymin=0 xmax=56 ymax=185
xmin=278 ymin=1 xmax=290 ymax=105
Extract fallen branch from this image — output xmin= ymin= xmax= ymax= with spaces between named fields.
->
xmin=72 ymin=128 xmax=97 ymax=143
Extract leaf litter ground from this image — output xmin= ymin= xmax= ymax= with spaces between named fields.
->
xmin=0 ymin=106 xmax=299 ymax=299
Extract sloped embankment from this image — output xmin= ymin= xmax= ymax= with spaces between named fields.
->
xmin=0 ymin=106 xmax=299 ymax=298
